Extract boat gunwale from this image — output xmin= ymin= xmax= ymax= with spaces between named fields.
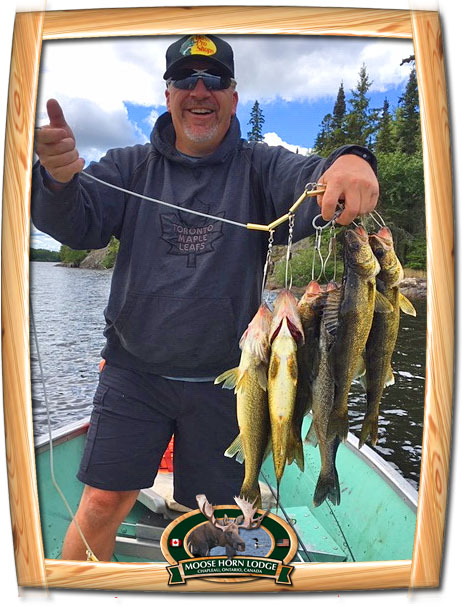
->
xmin=35 ymin=415 xmax=418 ymax=513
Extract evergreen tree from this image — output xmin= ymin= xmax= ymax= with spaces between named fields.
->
xmin=313 ymin=113 xmax=333 ymax=154
xmin=395 ymin=67 xmax=421 ymax=155
xmin=375 ymin=98 xmax=395 ymax=153
xmin=247 ymin=100 xmax=265 ymax=142
xmin=345 ymin=64 xmax=376 ymax=146
xmin=332 ymin=82 xmax=346 ymax=131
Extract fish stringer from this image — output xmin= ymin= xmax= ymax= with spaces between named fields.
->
xmin=260 ymin=228 xmax=275 ymax=303
xmin=284 ymin=212 xmax=295 ymax=290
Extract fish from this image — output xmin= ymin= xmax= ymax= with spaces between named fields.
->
xmin=215 ymin=304 xmax=273 ymax=507
xmin=308 ymin=281 xmax=343 ymax=506
xmin=360 ymin=226 xmax=416 ymax=447
xmin=290 ymin=280 xmax=326 ymax=469
xmin=327 ymin=225 xmax=389 ymax=441
xmin=268 ymin=289 xmax=304 ymax=490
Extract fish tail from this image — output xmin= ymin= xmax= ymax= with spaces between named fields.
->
xmin=313 ymin=468 xmax=341 ymax=507
xmin=359 ymin=414 xmax=379 ymax=449
xmin=327 ymin=411 xmax=349 ymax=442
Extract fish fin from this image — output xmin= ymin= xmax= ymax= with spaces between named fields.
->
xmin=374 ymin=290 xmax=394 ymax=313
xmin=224 ymin=434 xmax=244 ymax=464
xmin=359 ymin=414 xmax=379 ymax=448
xmin=215 ymin=368 xmax=240 ymax=391
xmin=327 ymin=411 xmax=349 ymax=442
xmin=323 ymin=287 xmax=343 ymax=338
xmin=263 ymin=437 xmax=272 ymax=461
xmin=313 ymin=469 xmax=341 ymax=507
xmin=385 ymin=365 xmax=395 ymax=387
xmin=304 ymin=423 xmax=318 ymax=447
xmin=399 ymin=292 xmax=417 ymax=316
xmin=287 ymin=428 xmax=304 ymax=472
xmin=255 ymin=363 xmax=268 ymax=392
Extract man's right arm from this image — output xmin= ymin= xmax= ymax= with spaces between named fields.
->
xmin=32 ymin=99 xmax=127 ymax=250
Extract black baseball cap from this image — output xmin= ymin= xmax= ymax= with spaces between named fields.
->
xmin=164 ymin=35 xmax=234 ymax=80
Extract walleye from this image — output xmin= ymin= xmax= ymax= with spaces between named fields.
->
xmin=215 ymin=304 xmax=273 ymax=507
xmin=328 ymin=226 xmax=385 ymax=441
xmin=268 ymin=289 xmax=304 ymax=489
xmin=291 ymin=280 xmax=326 ymax=469
xmin=360 ymin=226 xmax=416 ymax=447
xmin=309 ymin=281 xmax=343 ymax=506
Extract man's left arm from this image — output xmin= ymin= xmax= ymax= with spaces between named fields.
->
xmin=316 ymin=149 xmax=379 ymax=226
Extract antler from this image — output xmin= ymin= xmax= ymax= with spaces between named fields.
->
xmin=196 ymin=494 xmax=232 ymax=531
xmin=233 ymin=495 xmax=270 ymax=529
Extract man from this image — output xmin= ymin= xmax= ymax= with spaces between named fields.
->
xmin=32 ymin=34 xmax=379 ymax=561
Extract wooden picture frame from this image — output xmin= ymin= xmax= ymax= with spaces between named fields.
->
xmin=1 ymin=5 xmax=453 ymax=593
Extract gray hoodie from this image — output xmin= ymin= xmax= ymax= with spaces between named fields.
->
xmin=31 ymin=112 xmax=375 ymax=378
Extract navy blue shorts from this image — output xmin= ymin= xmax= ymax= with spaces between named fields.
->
xmin=77 ymin=363 xmax=244 ymax=509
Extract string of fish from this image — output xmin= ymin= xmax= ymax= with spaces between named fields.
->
xmin=37 ymin=175 xmax=325 ymax=562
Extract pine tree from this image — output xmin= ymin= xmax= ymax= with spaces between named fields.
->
xmin=313 ymin=113 xmax=333 ymax=154
xmin=247 ymin=100 xmax=265 ymax=142
xmin=345 ymin=64 xmax=376 ymax=146
xmin=375 ymin=98 xmax=395 ymax=153
xmin=395 ymin=67 xmax=421 ymax=155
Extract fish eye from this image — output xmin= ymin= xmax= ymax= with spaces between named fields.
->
xmin=374 ymin=248 xmax=385 ymax=258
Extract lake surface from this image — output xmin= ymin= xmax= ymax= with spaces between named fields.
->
xmin=30 ymin=261 xmax=426 ymax=490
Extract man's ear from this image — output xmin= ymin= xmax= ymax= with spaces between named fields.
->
xmin=231 ymin=91 xmax=238 ymax=116
xmin=165 ymin=87 xmax=171 ymax=112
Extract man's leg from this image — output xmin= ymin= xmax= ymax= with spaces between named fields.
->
xmin=61 ymin=486 xmax=139 ymax=561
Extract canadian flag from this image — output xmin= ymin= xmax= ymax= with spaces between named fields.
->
xmin=169 ymin=538 xmax=182 ymax=547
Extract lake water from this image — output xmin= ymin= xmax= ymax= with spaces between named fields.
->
xmin=30 ymin=261 xmax=426 ymax=490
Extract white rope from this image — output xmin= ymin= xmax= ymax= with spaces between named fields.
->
xmin=31 ymin=304 xmax=99 ymax=562
xmin=81 ymin=171 xmax=249 ymax=229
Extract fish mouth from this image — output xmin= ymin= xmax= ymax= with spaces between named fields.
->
xmin=345 ymin=225 xmax=368 ymax=246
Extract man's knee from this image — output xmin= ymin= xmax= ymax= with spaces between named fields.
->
xmin=78 ymin=486 xmax=139 ymax=528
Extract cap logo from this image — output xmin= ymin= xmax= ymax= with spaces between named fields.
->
xmin=180 ymin=35 xmax=217 ymax=58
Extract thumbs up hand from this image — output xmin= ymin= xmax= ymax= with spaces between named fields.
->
xmin=35 ymin=99 xmax=85 ymax=184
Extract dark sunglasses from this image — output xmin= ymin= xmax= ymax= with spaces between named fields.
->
xmin=168 ymin=69 xmax=232 ymax=91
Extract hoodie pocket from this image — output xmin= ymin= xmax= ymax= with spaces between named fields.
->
xmin=114 ymin=293 xmax=238 ymax=370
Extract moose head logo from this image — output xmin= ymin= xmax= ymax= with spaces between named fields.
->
xmin=186 ymin=494 xmax=269 ymax=558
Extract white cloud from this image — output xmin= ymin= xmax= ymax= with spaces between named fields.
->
xmin=226 ymin=35 xmax=414 ymax=103
xmin=263 ymin=132 xmax=312 ymax=156
xmin=144 ymin=109 xmax=160 ymax=129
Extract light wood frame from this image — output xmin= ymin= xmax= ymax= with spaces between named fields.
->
xmin=1 ymin=5 xmax=453 ymax=593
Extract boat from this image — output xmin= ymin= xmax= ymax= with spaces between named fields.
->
xmin=35 ymin=415 xmax=418 ymax=564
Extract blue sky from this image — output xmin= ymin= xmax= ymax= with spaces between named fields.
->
xmin=33 ymin=34 xmax=414 ymax=250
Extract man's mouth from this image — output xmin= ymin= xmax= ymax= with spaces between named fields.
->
xmin=188 ymin=108 xmax=214 ymax=115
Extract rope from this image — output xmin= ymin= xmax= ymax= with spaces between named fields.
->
xmin=81 ymin=171 xmax=248 ymax=229
xmin=31 ymin=304 xmax=99 ymax=562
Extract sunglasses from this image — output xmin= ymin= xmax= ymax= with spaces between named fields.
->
xmin=168 ymin=69 xmax=232 ymax=91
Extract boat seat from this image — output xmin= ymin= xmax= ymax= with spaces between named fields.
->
xmin=281 ymin=506 xmax=347 ymax=562
xmin=138 ymin=472 xmax=277 ymax=520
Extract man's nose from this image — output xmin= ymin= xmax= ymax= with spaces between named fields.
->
xmin=190 ymin=78 xmax=211 ymax=96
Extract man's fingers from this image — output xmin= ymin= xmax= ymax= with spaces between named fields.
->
xmin=320 ymin=180 xmax=344 ymax=221
xmin=48 ymin=158 xmax=85 ymax=183
xmin=35 ymin=127 xmax=68 ymax=144
xmin=47 ymin=98 xmax=68 ymax=129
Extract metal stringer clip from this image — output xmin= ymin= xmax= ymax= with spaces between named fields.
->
xmin=261 ymin=228 xmax=275 ymax=302
xmin=285 ymin=212 xmax=295 ymax=290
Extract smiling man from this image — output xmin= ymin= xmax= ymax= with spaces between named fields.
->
xmin=32 ymin=34 xmax=378 ymax=562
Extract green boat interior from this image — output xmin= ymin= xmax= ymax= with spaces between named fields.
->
xmin=35 ymin=416 xmax=418 ymax=564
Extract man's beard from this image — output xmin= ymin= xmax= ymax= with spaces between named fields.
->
xmin=183 ymin=123 xmax=219 ymax=145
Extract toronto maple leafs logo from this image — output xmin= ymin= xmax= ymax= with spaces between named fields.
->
xmin=160 ymin=197 xmax=224 ymax=268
